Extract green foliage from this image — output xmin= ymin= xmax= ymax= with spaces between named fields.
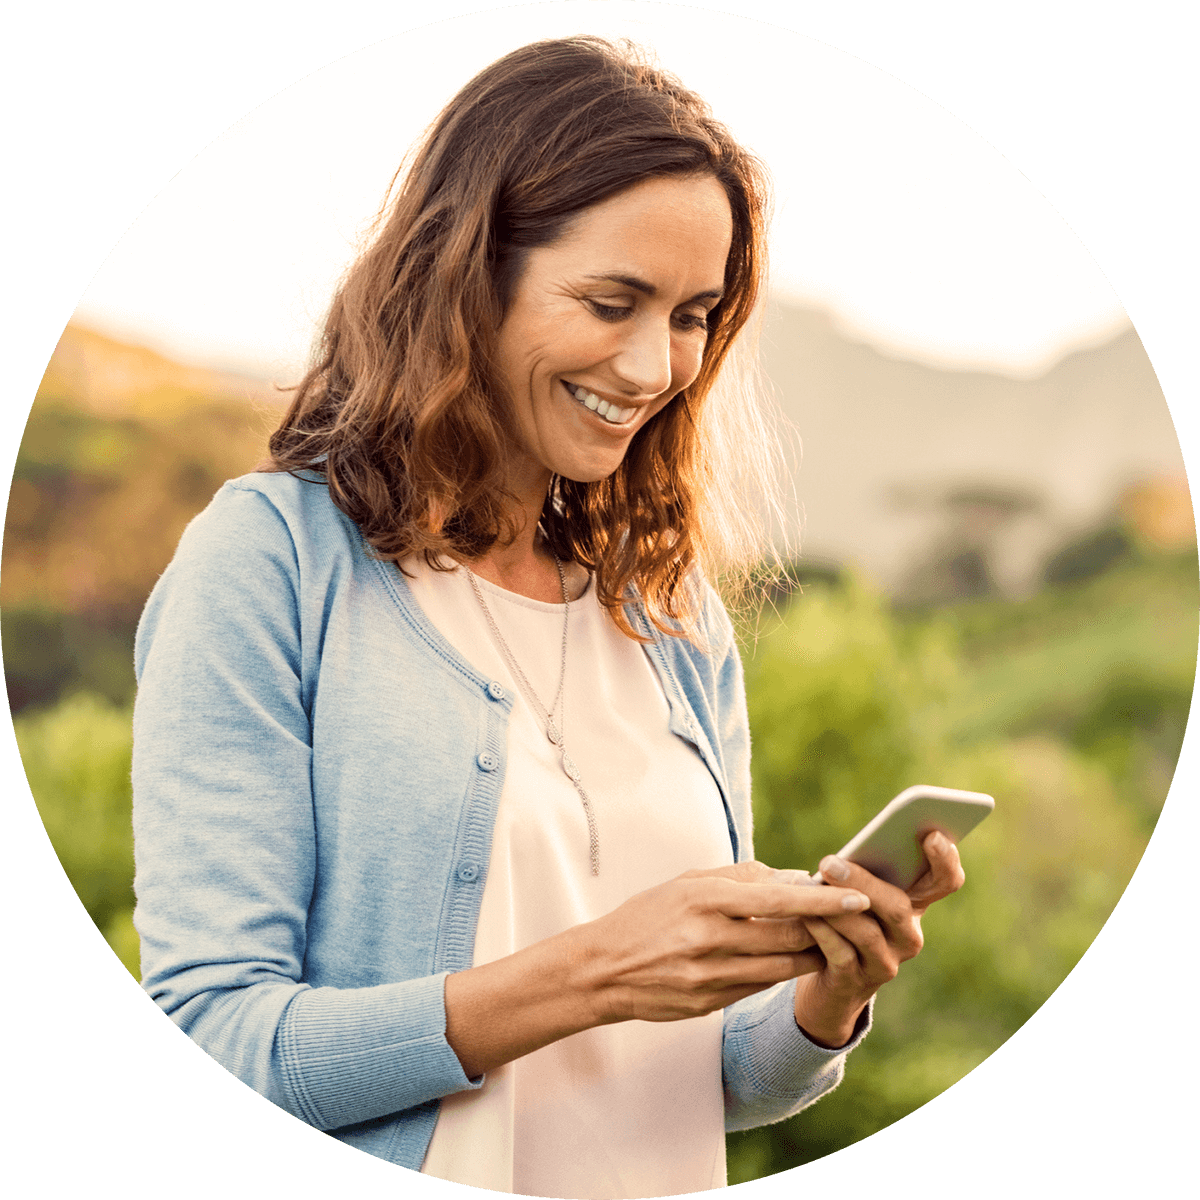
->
xmin=2 ymin=605 xmax=137 ymax=712
xmin=727 ymin=570 xmax=1185 ymax=1181
xmin=936 ymin=551 xmax=1198 ymax=832
xmin=14 ymin=692 xmax=139 ymax=979
xmin=743 ymin=578 xmax=961 ymax=868
xmin=13 ymin=401 xmax=147 ymax=493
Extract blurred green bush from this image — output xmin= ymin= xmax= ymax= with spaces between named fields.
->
xmin=727 ymin=559 xmax=1192 ymax=1178
xmin=14 ymin=692 xmax=139 ymax=978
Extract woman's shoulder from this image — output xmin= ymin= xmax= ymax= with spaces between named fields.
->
xmin=183 ymin=469 xmax=352 ymax=553
xmin=217 ymin=467 xmax=340 ymax=521
xmin=148 ymin=470 xmax=359 ymax=614
xmin=137 ymin=471 xmax=359 ymax=672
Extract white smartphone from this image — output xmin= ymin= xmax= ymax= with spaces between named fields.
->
xmin=820 ymin=785 xmax=995 ymax=890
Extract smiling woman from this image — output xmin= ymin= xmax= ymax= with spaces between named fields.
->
xmin=493 ymin=175 xmax=731 ymax=509
xmin=131 ymin=36 xmax=964 ymax=1199
xmin=264 ymin=37 xmax=775 ymax=637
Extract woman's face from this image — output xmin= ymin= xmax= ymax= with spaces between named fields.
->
xmin=494 ymin=173 xmax=734 ymax=496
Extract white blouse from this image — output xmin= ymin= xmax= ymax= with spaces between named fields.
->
xmin=406 ymin=558 xmax=735 ymax=1198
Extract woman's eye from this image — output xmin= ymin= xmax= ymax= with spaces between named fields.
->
xmin=589 ymin=301 xmax=632 ymax=322
xmin=586 ymin=300 xmax=709 ymax=332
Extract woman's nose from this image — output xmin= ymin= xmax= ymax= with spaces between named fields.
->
xmin=612 ymin=319 xmax=675 ymax=397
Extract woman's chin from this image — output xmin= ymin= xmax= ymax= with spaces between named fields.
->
xmin=553 ymin=457 xmax=627 ymax=486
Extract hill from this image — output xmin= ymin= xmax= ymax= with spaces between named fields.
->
xmin=2 ymin=325 xmax=286 ymax=711
xmin=759 ymin=303 xmax=1189 ymax=597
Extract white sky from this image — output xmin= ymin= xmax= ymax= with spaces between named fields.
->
xmin=71 ymin=1 xmax=1129 ymax=381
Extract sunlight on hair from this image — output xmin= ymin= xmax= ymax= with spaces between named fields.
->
xmin=697 ymin=298 xmax=798 ymax=640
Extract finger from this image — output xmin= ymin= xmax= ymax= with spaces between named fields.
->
xmin=817 ymin=855 xmax=914 ymax=933
xmin=826 ymin=907 xmax=920 ymax=966
xmin=803 ymin=917 xmax=860 ymax=972
xmin=791 ymin=947 xmax=827 ymax=977
xmin=807 ymin=914 xmax=906 ymax=984
xmin=907 ymin=833 xmax=966 ymax=911
xmin=682 ymin=861 xmax=816 ymax=887
xmin=719 ymin=948 xmax=827 ymax=983
xmin=704 ymin=878 xmax=870 ymax=921
xmin=770 ymin=868 xmax=819 ymax=886
xmin=699 ymin=948 xmax=829 ymax=993
xmin=817 ymin=856 xmax=925 ymax=957
xmin=923 ymin=830 xmax=966 ymax=887
xmin=722 ymin=916 xmax=818 ymax=957
xmin=680 ymin=861 xmax=771 ymax=883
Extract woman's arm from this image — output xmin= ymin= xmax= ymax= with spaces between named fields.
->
xmin=134 ymin=483 xmax=480 ymax=1131
xmin=443 ymin=865 xmax=869 ymax=1079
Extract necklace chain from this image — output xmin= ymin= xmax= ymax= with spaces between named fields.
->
xmin=465 ymin=556 xmax=600 ymax=875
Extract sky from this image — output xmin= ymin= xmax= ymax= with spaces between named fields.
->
xmin=66 ymin=1 xmax=1131 ymax=382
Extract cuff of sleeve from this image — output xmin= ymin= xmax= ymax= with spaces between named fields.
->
xmin=795 ymin=991 xmax=874 ymax=1055
xmin=732 ymin=980 xmax=873 ymax=1100
xmin=277 ymin=971 xmax=481 ymax=1130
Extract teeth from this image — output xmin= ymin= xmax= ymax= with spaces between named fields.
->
xmin=566 ymin=383 xmax=636 ymax=425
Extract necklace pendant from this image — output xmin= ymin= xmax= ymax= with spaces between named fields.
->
xmin=560 ymin=748 xmax=582 ymax=783
xmin=466 ymin=556 xmax=598 ymax=874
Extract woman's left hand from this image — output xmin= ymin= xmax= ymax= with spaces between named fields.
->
xmin=793 ymin=831 xmax=966 ymax=1048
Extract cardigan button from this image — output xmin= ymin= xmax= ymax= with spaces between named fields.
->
xmin=458 ymin=862 xmax=480 ymax=882
xmin=476 ymin=751 xmax=499 ymax=772
xmin=486 ymin=680 xmax=506 ymax=701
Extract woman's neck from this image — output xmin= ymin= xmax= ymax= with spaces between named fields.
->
xmin=462 ymin=496 xmax=587 ymax=604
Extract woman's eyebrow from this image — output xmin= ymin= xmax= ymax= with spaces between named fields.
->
xmin=583 ymin=273 xmax=724 ymax=304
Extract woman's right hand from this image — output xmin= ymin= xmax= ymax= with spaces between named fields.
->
xmin=579 ymin=861 xmax=869 ymax=1024
xmin=444 ymin=863 xmax=869 ymax=1077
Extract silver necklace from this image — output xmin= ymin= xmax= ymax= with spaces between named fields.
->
xmin=465 ymin=555 xmax=600 ymax=875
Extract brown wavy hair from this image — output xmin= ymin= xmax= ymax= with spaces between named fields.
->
xmin=264 ymin=36 xmax=781 ymax=640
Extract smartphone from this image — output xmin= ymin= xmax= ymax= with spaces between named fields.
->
xmin=820 ymin=785 xmax=995 ymax=890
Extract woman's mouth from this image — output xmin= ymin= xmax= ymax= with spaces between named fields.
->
xmin=563 ymin=382 xmax=638 ymax=426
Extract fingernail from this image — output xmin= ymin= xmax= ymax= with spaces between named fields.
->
xmin=842 ymin=893 xmax=869 ymax=912
xmin=820 ymin=855 xmax=850 ymax=882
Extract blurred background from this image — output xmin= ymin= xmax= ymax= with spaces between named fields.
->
xmin=2 ymin=1 xmax=1195 ymax=1185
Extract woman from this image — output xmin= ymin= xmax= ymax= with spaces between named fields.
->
xmin=132 ymin=36 xmax=964 ymax=1197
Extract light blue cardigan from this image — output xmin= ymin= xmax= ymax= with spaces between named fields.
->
xmin=132 ymin=471 xmax=868 ymax=1172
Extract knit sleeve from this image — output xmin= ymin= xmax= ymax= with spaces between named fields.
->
xmin=722 ymin=982 xmax=873 ymax=1131
xmin=132 ymin=482 xmax=479 ymax=1131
